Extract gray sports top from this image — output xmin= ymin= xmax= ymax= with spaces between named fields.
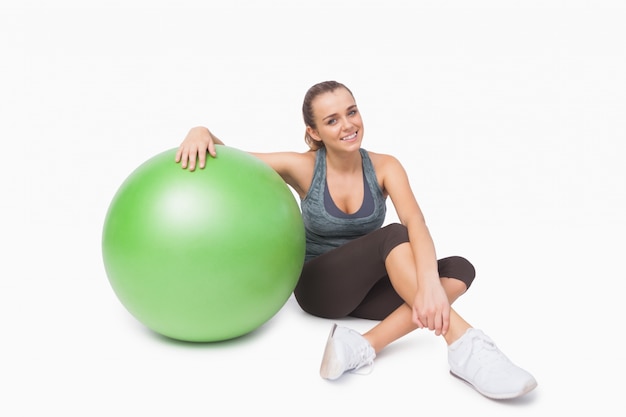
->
xmin=301 ymin=147 xmax=387 ymax=261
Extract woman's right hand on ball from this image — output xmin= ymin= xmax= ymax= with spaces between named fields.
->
xmin=175 ymin=126 xmax=221 ymax=171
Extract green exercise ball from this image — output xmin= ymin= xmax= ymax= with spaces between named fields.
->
xmin=102 ymin=146 xmax=305 ymax=342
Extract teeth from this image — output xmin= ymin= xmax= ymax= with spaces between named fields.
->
xmin=342 ymin=132 xmax=357 ymax=141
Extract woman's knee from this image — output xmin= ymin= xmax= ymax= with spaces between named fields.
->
xmin=380 ymin=223 xmax=410 ymax=259
xmin=439 ymin=255 xmax=476 ymax=290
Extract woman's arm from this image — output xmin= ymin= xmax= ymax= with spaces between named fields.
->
xmin=378 ymin=153 xmax=451 ymax=336
xmin=175 ymin=126 xmax=314 ymax=198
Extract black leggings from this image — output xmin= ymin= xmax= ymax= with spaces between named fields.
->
xmin=293 ymin=223 xmax=476 ymax=321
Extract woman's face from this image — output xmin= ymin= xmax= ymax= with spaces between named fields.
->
xmin=307 ymin=87 xmax=364 ymax=152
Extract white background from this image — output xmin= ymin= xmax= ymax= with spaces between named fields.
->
xmin=2 ymin=0 xmax=625 ymax=415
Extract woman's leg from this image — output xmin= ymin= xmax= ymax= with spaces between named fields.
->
xmin=362 ymin=241 xmax=473 ymax=352
xmin=363 ymin=303 xmax=472 ymax=353
xmin=361 ymin=240 xmax=537 ymax=400
xmin=296 ymin=223 xmax=476 ymax=350
xmin=317 ymin=239 xmax=475 ymax=380
xmin=296 ymin=223 xmax=475 ymax=320
xmin=294 ymin=223 xmax=411 ymax=319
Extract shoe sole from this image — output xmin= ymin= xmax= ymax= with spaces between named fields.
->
xmin=319 ymin=323 xmax=341 ymax=380
xmin=449 ymin=370 xmax=538 ymax=400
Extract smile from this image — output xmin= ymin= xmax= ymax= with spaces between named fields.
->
xmin=341 ymin=132 xmax=358 ymax=141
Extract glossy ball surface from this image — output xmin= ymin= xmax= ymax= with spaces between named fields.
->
xmin=102 ymin=146 xmax=305 ymax=342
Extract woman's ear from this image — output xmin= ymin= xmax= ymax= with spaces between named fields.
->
xmin=306 ymin=126 xmax=321 ymax=142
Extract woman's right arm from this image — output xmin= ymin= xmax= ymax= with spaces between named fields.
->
xmin=174 ymin=125 xmax=314 ymax=197
xmin=175 ymin=126 xmax=224 ymax=171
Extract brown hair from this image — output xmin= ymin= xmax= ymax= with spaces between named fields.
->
xmin=302 ymin=81 xmax=355 ymax=151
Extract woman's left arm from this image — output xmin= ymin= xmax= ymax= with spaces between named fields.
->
xmin=379 ymin=154 xmax=451 ymax=336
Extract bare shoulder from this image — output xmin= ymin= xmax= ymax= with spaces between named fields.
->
xmin=366 ymin=151 xmax=405 ymax=174
xmin=366 ymin=150 xmax=410 ymax=197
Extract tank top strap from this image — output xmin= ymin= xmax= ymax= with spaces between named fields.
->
xmin=359 ymin=148 xmax=384 ymax=200
xmin=303 ymin=147 xmax=327 ymax=202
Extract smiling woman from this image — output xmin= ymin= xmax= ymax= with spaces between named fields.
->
xmin=302 ymin=82 xmax=361 ymax=152
xmin=173 ymin=80 xmax=537 ymax=400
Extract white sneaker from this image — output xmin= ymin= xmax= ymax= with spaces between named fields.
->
xmin=448 ymin=328 xmax=538 ymax=399
xmin=319 ymin=323 xmax=376 ymax=380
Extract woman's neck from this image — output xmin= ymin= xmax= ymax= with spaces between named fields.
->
xmin=325 ymin=148 xmax=361 ymax=174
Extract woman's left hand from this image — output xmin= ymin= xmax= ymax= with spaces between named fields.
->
xmin=412 ymin=280 xmax=450 ymax=336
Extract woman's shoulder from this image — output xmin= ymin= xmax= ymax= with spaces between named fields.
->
xmin=364 ymin=150 xmax=403 ymax=169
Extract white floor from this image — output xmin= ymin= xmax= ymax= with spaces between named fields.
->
xmin=2 ymin=1 xmax=625 ymax=415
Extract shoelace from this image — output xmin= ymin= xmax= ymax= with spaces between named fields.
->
xmin=350 ymin=361 xmax=375 ymax=376
xmin=346 ymin=339 xmax=376 ymax=375
xmin=470 ymin=334 xmax=511 ymax=369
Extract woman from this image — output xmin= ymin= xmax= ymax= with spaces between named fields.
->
xmin=175 ymin=81 xmax=537 ymax=400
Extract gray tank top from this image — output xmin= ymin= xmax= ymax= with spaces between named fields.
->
xmin=301 ymin=147 xmax=386 ymax=261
